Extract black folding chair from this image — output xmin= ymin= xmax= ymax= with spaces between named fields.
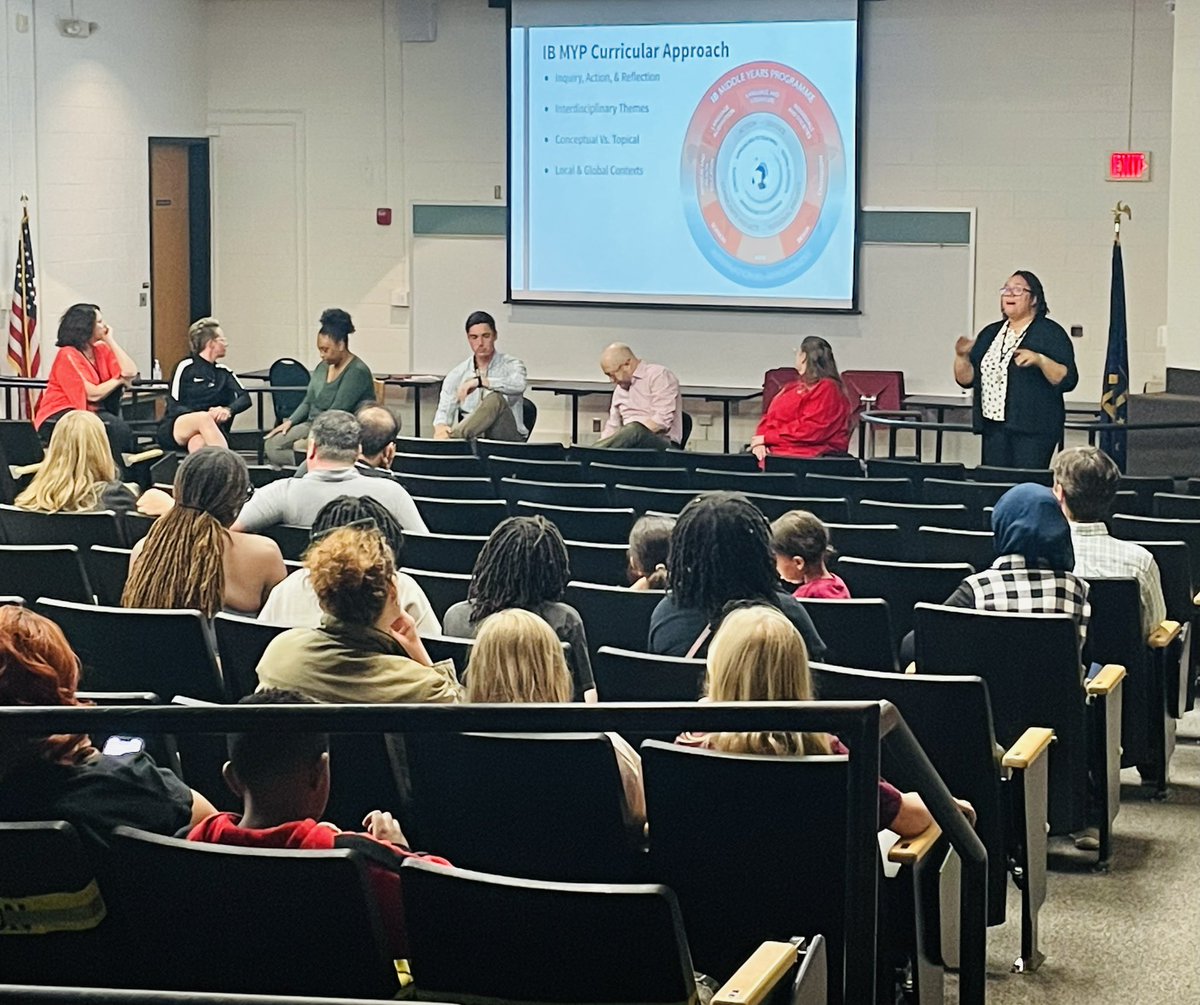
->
xmin=267 ymin=358 xmax=310 ymax=426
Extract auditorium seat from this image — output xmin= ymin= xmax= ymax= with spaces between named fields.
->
xmin=824 ymin=522 xmax=906 ymax=562
xmin=584 ymin=463 xmax=690 ymax=488
xmin=913 ymin=603 xmax=1124 ymax=862
xmin=213 ymin=613 xmax=289 ymax=701
xmin=836 ymin=557 xmax=972 ymax=645
xmin=855 ymin=501 xmax=973 ymax=559
xmin=498 ymin=477 xmax=609 ymax=511
xmin=969 ymin=465 xmax=1053 ymax=486
xmin=798 ymin=598 xmax=897 ymax=672
xmin=917 ymin=526 xmax=995 ymax=572
xmin=394 ymin=472 xmax=496 ymax=500
xmin=1152 ymin=492 xmax=1200 ymax=519
xmin=401 ymin=569 xmax=471 ymax=622
xmin=0 ymin=505 xmax=124 ymax=549
xmin=564 ymin=539 xmax=630 ymax=586
xmin=565 ymin=582 xmax=665 ymax=658
xmin=611 ymin=484 xmax=700 ymax=515
xmin=473 ymin=438 xmax=565 ymax=462
xmin=1132 ymin=539 xmax=1196 ymax=713
xmin=260 ymin=523 xmax=311 ymax=561
xmin=689 ymin=468 xmax=800 ymax=494
xmin=568 ymin=444 xmax=679 ymax=468
xmin=119 ymin=511 xmax=157 ymax=547
xmin=402 ymin=530 xmax=486 ymax=574
xmin=485 ymin=456 xmax=583 ymax=482
xmin=866 ymin=458 xmax=966 ymax=483
xmin=420 ymin=633 xmax=476 ymax=676
xmin=516 ymin=501 xmax=636 ymax=544
xmin=764 ymin=455 xmax=863 ymax=478
xmin=922 ymin=478 xmax=1016 ymax=526
xmin=406 ymin=732 xmax=641 ymax=882
xmin=1112 ymin=514 xmax=1200 ymax=589
xmin=411 ymin=497 xmax=508 ymax=536
xmin=391 ymin=451 xmax=486 ymax=477
xmin=676 ymin=450 xmax=759 ymax=472
xmin=394 ymin=434 xmax=472 ymax=456
xmin=245 ymin=464 xmax=293 ymax=488
xmin=0 ymin=544 xmax=94 ymax=604
xmin=592 ymin=646 xmax=705 ymax=702
xmin=1119 ymin=475 xmax=1176 ymax=515
xmin=745 ymin=493 xmax=850 ymax=523
xmin=805 ymin=474 xmax=913 ymax=505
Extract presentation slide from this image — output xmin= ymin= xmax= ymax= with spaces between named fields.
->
xmin=509 ymin=11 xmax=859 ymax=311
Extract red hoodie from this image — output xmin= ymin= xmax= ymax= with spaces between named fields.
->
xmin=189 ymin=813 xmax=450 ymax=956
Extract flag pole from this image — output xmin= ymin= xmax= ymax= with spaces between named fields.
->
xmin=1112 ymin=201 xmax=1130 ymax=244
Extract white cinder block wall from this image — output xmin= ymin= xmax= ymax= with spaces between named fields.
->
xmin=0 ymin=0 xmax=1182 ymax=455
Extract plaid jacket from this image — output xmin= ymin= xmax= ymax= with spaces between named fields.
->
xmin=944 ymin=554 xmax=1091 ymax=649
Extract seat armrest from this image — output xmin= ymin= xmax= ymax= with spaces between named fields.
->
xmin=887 ymin=821 xmax=942 ymax=864
xmin=1193 ymin=590 xmax=1200 ymax=608
xmin=904 ymin=660 xmax=918 ymax=675
xmin=1148 ymin=620 xmax=1182 ymax=649
xmin=1002 ymin=726 xmax=1055 ymax=769
xmin=9 ymin=461 xmax=41 ymax=478
xmin=121 ymin=447 xmax=164 ymax=467
xmin=712 ymin=940 xmax=797 ymax=1005
xmin=1085 ymin=664 xmax=1127 ymax=696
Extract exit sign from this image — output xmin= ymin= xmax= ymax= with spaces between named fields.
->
xmin=1108 ymin=151 xmax=1151 ymax=181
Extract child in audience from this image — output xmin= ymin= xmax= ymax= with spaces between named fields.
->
xmin=770 ymin=510 xmax=850 ymax=599
xmin=626 ymin=514 xmax=673 ymax=590
xmin=188 ymin=689 xmax=450 ymax=956
xmin=465 ymin=608 xmax=645 ymax=833
xmin=678 ymin=604 xmax=973 ymax=836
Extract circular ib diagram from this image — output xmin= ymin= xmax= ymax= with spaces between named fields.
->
xmin=681 ymin=61 xmax=846 ymax=288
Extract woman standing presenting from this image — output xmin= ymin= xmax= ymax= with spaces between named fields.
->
xmin=954 ymin=271 xmax=1077 ymax=468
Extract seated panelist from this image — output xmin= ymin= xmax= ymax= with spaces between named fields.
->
xmin=433 ymin=310 xmax=528 ymax=442
xmin=593 ymin=343 xmax=683 ymax=450
xmin=750 ymin=336 xmax=853 ymax=463
xmin=158 ymin=317 xmax=250 ymax=453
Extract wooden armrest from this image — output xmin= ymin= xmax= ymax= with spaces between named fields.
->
xmin=887 ymin=821 xmax=942 ymax=864
xmin=904 ymin=661 xmax=917 ymax=675
xmin=9 ymin=461 xmax=41 ymax=478
xmin=1085 ymin=664 xmax=1126 ymax=696
xmin=1148 ymin=620 xmax=1182 ymax=649
xmin=1002 ymin=726 xmax=1055 ymax=769
xmin=712 ymin=941 xmax=796 ymax=1005
xmin=121 ymin=447 xmax=164 ymax=467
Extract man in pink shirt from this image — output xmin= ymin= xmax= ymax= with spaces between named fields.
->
xmin=595 ymin=343 xmax=684 ymax=449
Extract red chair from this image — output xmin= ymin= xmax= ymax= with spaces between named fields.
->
xmin=842 ymin=370 xmax=906 ymax=413
xmin=761 ymin=367 xmax=799 ymax=413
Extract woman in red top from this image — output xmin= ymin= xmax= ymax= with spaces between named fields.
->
xmin=34 ymin=303 xmax=139 ymax=470
xmin=751 ymin=336 xmax=853 ymax=462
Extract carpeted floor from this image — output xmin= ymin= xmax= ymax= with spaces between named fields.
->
xmin=947 ymin=726 xmax=1200 ymax=1004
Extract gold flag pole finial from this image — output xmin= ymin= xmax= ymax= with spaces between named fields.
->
xmin=1112 ymin=202 xmax=1131 ymax=243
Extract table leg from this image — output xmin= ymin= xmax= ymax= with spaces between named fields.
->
xmin=414 ymin=386 xmax=423 ymax=437
xmin=570 ymin=395 xmax=580 ymax=443
xmin=722 ymin=401 xmax=732 ymax=453
xmin=934 ymin=407 xmax=946 ymax=463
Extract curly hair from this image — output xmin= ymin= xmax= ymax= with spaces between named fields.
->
xmin=0 ymin=606 xmax=94 ymax=774
xmin=466 ymin=609 xmax=572 ymax=704
xmin=309 ymin=494 xmax=406 ymax=567
xmin=15 ymin=410 xmax=116 ymax=513
xmin=667 ymin=492 xmax=782 ymax=622
xmin=306 ymin=526 xmax=395 ymax=625
xmin=704 ymin=605 xmax=831 ymax=757
xmin=318 ymin=308 xmax=355 ymax=344
xmin=122 ymin=447 xmax=249 ymax=617
xmin=467 ymin=516 xmax=571 ymax=623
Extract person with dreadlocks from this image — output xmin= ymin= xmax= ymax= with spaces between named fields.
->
xmin=258 ymin=494 xmax=439 ymax=634
xmin=255 ymin=525 xmax=461 ymax=703
xmin=647 ymin=491 xmax=826 ymax=661
xmin=122 ymin=447 xmax=287 ymax=617
xmin=443 ymin=515 xmax=596 ymax=702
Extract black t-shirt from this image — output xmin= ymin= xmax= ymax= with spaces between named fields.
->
xmin=647 ymin=592 xmax=827 ymax=661
xmin=0 ymin=750 xmax=194 ymax=858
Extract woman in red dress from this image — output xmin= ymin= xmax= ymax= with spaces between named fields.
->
xmin=750 ymin=336 xmax=853 ymax=462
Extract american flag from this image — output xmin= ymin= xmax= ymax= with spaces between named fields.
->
xmin=7 ymin=199 xmax=39 ymax=418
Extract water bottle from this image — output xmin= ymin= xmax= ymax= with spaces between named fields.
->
xmin=151 ymin=358 xmax=162 ymax=380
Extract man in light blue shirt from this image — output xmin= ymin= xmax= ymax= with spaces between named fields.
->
xmin=433 ymin=311 xmax=527 ymax=441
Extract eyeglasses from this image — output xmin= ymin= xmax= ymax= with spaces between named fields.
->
xmin=999 ymin=286 xmax=1031 ymax=296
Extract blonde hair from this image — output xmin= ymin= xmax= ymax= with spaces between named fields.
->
xmin=704 ymin=605 xmax=832 ymax=757
xmin=306 ymin=526 xmax=395 ymax=625
xmin=121 ymin=447 xmax=247 ymax=618
xmin=466 ymin=609 xmax=572 ymax=704
xmin=15 ymin=411 xmax=116 ymax=513
xmin=187 ymin=317 xmax=222 ymax=355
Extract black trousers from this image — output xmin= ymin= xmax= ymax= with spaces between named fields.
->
xmin=980 ymin=420 xmax=1058 ymax=469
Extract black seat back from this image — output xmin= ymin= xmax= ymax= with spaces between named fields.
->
xmin=1152 ymin=493 xmax=1200 ymax=520
xmin=393 ymin=434 xmax=473 ymax=456
xmin=107 ymin=827 xmax=396 ymax=998
xmin=764 ymin=455 xmax=862 ymax=478
xmin=401 ymin=531 xmax=487 ymax=574
xmin=391 ymin=451 xmax=485 ymax=477
xmin=517 ymin=501 xmax=636 ymax=544
xmin=798 ymin=599 xmax=897 ymax=672
xmin=498 ymin=478 xmax=610 ymax=511
xmin=0 ymin=545 xmax=93 ymax=604
xmin=400 ymin=569 xmax=471 ymax=622
xmin=1112 ymin=514 xmax=1200 ymax=589
xmin=592 ymin=646 xmax=706 ymax=702
xmin=744 ymin=493 xmax=851 ymax=523
xmin=917 ymin=526 xmax=995 ymax=572
xmin=836 ymin=557 xmax=972 ymax=644
xmin=923 ymin=479 xmax=1016 ymax=525
xmin=411 ymin=497 xmax=508 ymax=536
xmin=806 ymin=474 xmax=912 ymax=504
xmin=400 ymin=859 xmax=697 ymax=1005
xmin=394 ymin=473 xmax=496 ymax=500
xmin=406 ymin=733 xmax=638 ymax=881
xmin=866 ymin=459 xmax=966 ymax=482
xmin=213 ymin=614 xmax=289 ymax=701
xmin=0 ymin=419 xmax=44 ymax=465
xmin=34 ymin=598 xmax=223 ymax=701
xmin=689 ymin=468 xmax=800 ymax=494
xmin=641 ymin=741 xmax=852 ymax=993
xmin=824 ymin=522 xmax=905 ymax=562
xmin=586 ymin=463 xmax=691 ymax=489
xmin=564 ymin=539 xmax=631 ymax=586
xmin=569 ymin=445 xmax=680 ymax=468
xmin=487 ymin=456 xmax=583 ymax=482
xmin=1119 ymin=476 xmax=1176 ymax=515
xmin=473 ymin=438 xmax=565 ymax=461
xmin=260 ymin=523 xmax=311 ymax=562
xmin=913 ymin=603 xmax=1087 ymax=834
xmin=611 ymin=484 xmax=700 ymax=514
xmin=1082 ymin=577 xmax=1151 ymax=767
xmin=266 ymin=358 xmax=310 ymax=426
xmin=856 ymin=501 xmax=973 ymax=559
xmin=564 ymin=584 xmax=666 ymax=659
xmin=970 ymin=465 xmax=1052 ymax=486
xmin=0 ymin=506 xmax=123 ymax=548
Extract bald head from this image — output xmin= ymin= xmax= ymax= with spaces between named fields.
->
xmin=600 ymin=343 xmax=640 ymax=389
xmin=354 ymin=403 xmax=398 ymax=467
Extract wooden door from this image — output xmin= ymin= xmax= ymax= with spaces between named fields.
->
xmin=150 ymin=143 xmax=191 ymax=379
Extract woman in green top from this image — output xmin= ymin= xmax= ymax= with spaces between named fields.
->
xmin=263 ymin=308 xmax=377 ymax=466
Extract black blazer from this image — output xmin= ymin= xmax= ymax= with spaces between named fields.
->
xmin=966 ymin=316 xmax=1077 ymax=435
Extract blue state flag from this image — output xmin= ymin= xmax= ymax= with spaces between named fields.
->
xmin=1099 ymin=240 xmax=1129 ymax=471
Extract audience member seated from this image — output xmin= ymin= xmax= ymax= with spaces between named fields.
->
xmin=465 ymin=608 xmax=645 ymax=833
xmin=750 ymin=336 xmax=853 ymax=463
xmin=443 ymin=516 xmax=596 ymax=702
xmin=627 ymin=513 xmax=674 ymax=590
xmin=293 ymin=401 xmax=399 ymax=479
xmin=255 ymin=525 xmax=461 ymax=703
xmin=771 ymin=510 xmax=851 ymax=600
xmin=258 ymin=494 xmax=439 ymax=634
xmin=33 ymin=303 xmax=139 ymax=472
xmin=594 ymin=343 xmax=683 ymax=450
xmin=236 ymin=411 xmax=427 ymax=534
xmin=123 ymin=447 xmax=287 ymax=617
xmin=14 ymin=410 xmax=137 ymax=515
xmin=677 ymin=604 xmax=973 ymax=836
xmin=188 ymin=689 xmax=451 ymax=958
xmin=1051 ymin=445 xmax=1165 ymax=637
xmin=0 ymin=606 xmax=215 ymax=858
xmin=157 ymin=317 xmax=250 ymax=454
xmin=264 ymin=308 xmax=376 ymax=467
xmin=433 ymin=311 xmax=528 ymax=442
xmin=647 ymin=492 xmax=826 ymax=660
xmin=899 ymin=482 xmax=1091 ymax=665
